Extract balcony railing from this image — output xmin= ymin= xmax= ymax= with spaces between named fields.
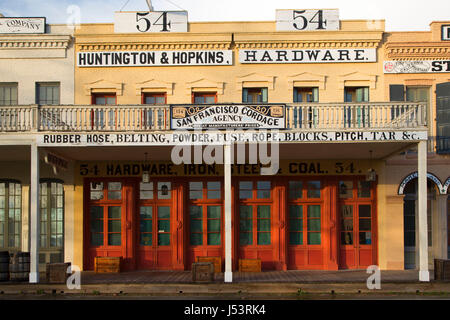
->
xmin=0 ymin=102 xmax=427 ymax=133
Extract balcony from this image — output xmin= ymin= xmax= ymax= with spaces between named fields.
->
xmin=0 ymin=102 xmax=426 ymax=133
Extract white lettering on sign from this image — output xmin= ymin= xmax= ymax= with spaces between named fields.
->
xmin=171 ymin=105 xmax=286 ymax=130
xmin=36 ymin=130 xmax=428 ymax=147
xmin=384 ymin=60 xmax=450 ymax=73
xmin=276 ymin=9 xmax=339 ymax=31
xmin=0 ymin=17 xmax=45 ymax=34
xmin=398 ymin=172 xmax=445 ymax=195
xmin=442 ymin=25 xmax=450 ymax=41
xmin=239 ymin=49 xmax=376 ymax=64
xmin=77 ymin=50 xmax=233 ymax=67
xmin=114 ymin=11 xmax=187 ymax=33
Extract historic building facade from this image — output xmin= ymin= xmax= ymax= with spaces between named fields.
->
xmin=0 ymin=10 xmax=447 ymax=283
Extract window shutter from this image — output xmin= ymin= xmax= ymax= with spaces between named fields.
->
xmin=242 ymin=88 xmax=248 ymax=103
xmin=312 ymin=87 xmax=319 ymax=102
xmin=389 ymin=84 xmax=405 ymax=101
xmin=261 ymin=88 xmax=268 ymax=103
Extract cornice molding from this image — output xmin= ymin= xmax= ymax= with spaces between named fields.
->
xmin=235 ymin=40 xmax=381 ymax=49
xmin=0 ymin=36 xmax=71 ymax=49
xmin=77 ymin=42 xmax=230 ymax=51
xmin=385 ymin=42 xmax=450 ymax=60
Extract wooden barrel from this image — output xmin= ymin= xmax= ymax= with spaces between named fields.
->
xmin=9 ymin=252 xmax=30 ymax=282
xmin=0 ymin=251 xmax=9 ymax=282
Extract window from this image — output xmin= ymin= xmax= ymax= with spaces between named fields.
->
xmin=39 ymin=180 xmax=64 ymax=250
xmin=294 ymin=87 xmax=319 ymax=103
xmin=0 ymin=180 xmax=21 ymax=250
xmin=344 ymin=87 xmax=369 ymax=102
xmin=242 ymin=88 xmax=268 ymax=103
xmin=193 ymin=92 xmax=217 ymax=104
xmin=142 ymin=93 xmax=166 ymax=128
xmin=36 ymin=83 xmax=60 ymax=105
xmin=344 ymin=87 xmax=370 ymax=128
xmin=0 ymin=83 xmax=18 ymax=105
xmin=143 ymin=93 xmax=166 ymax=105
xmin=92 ymin=93 xmax=116 ymax=128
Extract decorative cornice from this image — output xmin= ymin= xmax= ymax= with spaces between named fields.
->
xmin=385 ymin=42 xmax=450 ymax=60
xmin=235 ymin=40 xmax=380 ymax=49
xmin=0 ymin=36 xmax=71 ymax=49
xmin=77 ymin=42 xmax=230 ymax=51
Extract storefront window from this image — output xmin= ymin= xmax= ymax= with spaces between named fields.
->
xmin=257 ymin=205 xmax=271 ymax=245
xmin=0 ymin=180 xmax=21 ymax=249
xmin=288 ymin=205 xmax=303 ymax=245
xmin=157 ymin=206 xmax=170 ymax=246
xmin=239 ymin=181 xmax=253 ymax=199
xmin=40 ymin=181 xmax=64 ymax=249
xmin=239 ymin=205 xmax=253 ymax=245
xmin=139 ymin=206 xmax=152 ymax=246
xmin=207 ymin=206 xmax=221 ymax=245
xmin=107 ymin=206 xmax=121 ymax=246
xmin=90 ymin=206 xmax=103 ymax=246
xmin=190 ymin=206 xmax=203 ymax=245
xmin=307 ymin=205 xmax=321 ymax=245
xmin=289 ymin=181 xmax=303 ymax=199
xmin=359 ymin=205 xmax=372 ymax=245
xmin=307 ymin=181 xmax=321 ymax=198
xmin=257 ymin=181 xmax=271 ymax=199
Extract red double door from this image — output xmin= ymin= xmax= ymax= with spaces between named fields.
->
xmin=84 ymin=178 xmax=179 ymax=271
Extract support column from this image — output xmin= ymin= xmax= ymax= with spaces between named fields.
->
xmin=224 ymin=144 xmax=232 ymax=283
xmin=29 ymin=143 xmax=40 ymax=283
xmin=436 ymin=194 xmax=448 ymax=260
xmin=418 ymin=141 xmax=429 ymax=282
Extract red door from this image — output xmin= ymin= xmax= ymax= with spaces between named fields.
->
xmin=137 ymin=180 xmax=173 ymax=270
xmin=84 ymin=178 xmax=135 ymax=271
xmin=338 ymin=179 xmax=376 ymax=269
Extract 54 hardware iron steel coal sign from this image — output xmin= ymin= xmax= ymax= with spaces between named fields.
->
xmin=170 ymin=104 xmax=286 ymax=130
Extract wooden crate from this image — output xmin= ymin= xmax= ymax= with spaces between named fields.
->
xmin=94 ymin=257 xmax=121 ymax=273
xmin=46 ymin=262 xmax=71 ymax=284
xmin=239 ymin=259 xmax=261 ymax=272
xmin=192 ymin=262 xmax=214 ymax=282
xmin=434 ymin=259 xmax=450 ymax=281
xmin=196 ymin=256 xmax=221 ymax=273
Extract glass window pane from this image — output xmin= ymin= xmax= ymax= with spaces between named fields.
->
xmin=189 ymin=182 xmax=203 ymax=199
xmin=158 ymin=220 xmax=170 ymax=233
xmin=307 ymin=181 xmax=321 ymax=198
xmin=207 ymin=206 xmax=220 ymax=219
xmin=90 ymin=206 xmax=103 ymax=219
xmin=257 ymin=232 xmax=270 ymax=245
xmin=106 ymin=97 xmax=116 ymax=105
xmin=289 ymin=232 xmax=303 ymax=245
xmin=308 ymin=219 xmax=321 ymax=231
xmin=140 ymin=220 xmax=152 ymax=232
xmin=239 ymin=190 xmax=252 ymax=199
xmin=341 ymin=232 xmax=353 ymax=245
xmin=207 ymin=219 xmax=220 ymax=232
xmin=289 ymin=219 xmax=302 ymax=231
xmin=158 ymin=206 xmax=170 ymax=219
xmin=239 ymin=219 xmax=252 ymax=232
xmin=91 ymin=220 xmax=103 ymax=233
xmin=359 ymin=232 xmax=372 ymax=245
xmin=190 ymin=206 xmax=202 ymax=219
xmin=289 ymin=181 xmax=303 ymax=199
xmin=359 ymin=205 xmax=371 ymax=218
xmin=108 ymin=220 xmax=121 ymax=233
xmin=308 ymin=205 xmax=321 ymax=218
xmin=90 ymin=191 xmax=103 ymax=200
xmin=108 ymin=207 xmax=121 ymax=219
xmin=190 ymin=219 xmax=202 ymax=232
xmin=358 ymin=181 xmax=371 ymax=198
xmin=339 ymin=181 xmax=353 ymax=198
xmin=108 ymin=233 xmax=121 ymax=246
xmin=158 ymin=233 xmax=170 ymax=246
xmin=140 ymin=206 xmax=152 ymax=219
xmin=257 ymin=205 xmax=270 ymax=218
xmin=239 ymin=205 xmax=252 ymax=219
xmin=308 ymin=233 xmax=321 ymax=245
xmin=257 ymin=181 xmax=270 ymax=199
xmin=239 ymin=232 xmax=252 ymax=245
xmin=239 ymin=181 xmax=252 ymax=199
xmin=207 ymin=233 xmax=220 ymax=245
xmin=189 ymin=190 xmax=203 ymax=200
xmin=359 ymin=218 xmax=371 ymax=231
xmin=158 ymin=182 xmax=171 ymax=199
xmin=140 ymin=234 xmax=152 ymax=246
xmin=257 ymin=219 xmax=270 ymax=231
xmin=190 ymin=233 xmax=203 ymax=245
xmin=341 ymin=218 xmax=353 ymax=231
xmin=91 ymin=233 xmax=103 ymax=246
xmin=341 ymin=205 xmax=353 ymax=218
xmin=289 ymin=205 xmax=302 ymax=219
xmin=108 ymin=182 xmax=122 ymax=191
xmin=108 ymin=191 xmax=121 ymax=200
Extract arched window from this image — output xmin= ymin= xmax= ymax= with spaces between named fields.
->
xmin=39 ymin=179 xmax=64 ymax=264
xmin=0 ymin=179 xmax=22 ymax=251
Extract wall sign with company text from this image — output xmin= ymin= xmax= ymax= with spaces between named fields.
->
xmin=239 ymin=49 xmax=376 ymax=64
xmin=276 ymin=9 xmax=339 ymax=31
xmin=0 ymin=17 xmax=45 ymax=34
xmin=442 ymin=25 xmax=450 ymax=41
xmin=384 ymin=60 xmax=450 ymax=73
xmin=36 ymin=130 xmax=428 ymax=147
xmin=114 ymin=11 xmax=188 ymax=33
xmin=77 ymin=50 xmax=232 ymax=67
xmin=171 ymin=105 xmax=286 ymax=130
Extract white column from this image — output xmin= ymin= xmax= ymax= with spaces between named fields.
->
xmin=436 ymin=194 xmax=448 ymax=260
xmin=29 ymin=143 xmax=40 ymax=283
xmin=224 ymin=144 xmax=233 ymax=283
xmin=418 ymin=141 xmax=429 ymax=282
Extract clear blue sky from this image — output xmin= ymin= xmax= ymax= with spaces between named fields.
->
xmin=1 ymin=0 xmax=449 ymax=31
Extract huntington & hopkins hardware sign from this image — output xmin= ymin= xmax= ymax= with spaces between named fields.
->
xmin=170 ymin=104 xmax=286 ymax=130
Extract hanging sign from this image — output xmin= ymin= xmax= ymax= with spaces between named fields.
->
xmin=170 ymin=104 xmax=286 ymax=130
xmin=276 ymin=9 xmax=339 ymax=31
xmin=44 ymin=152 xmax=69 ymax=174
xmin=114 ymin=11 xmax=188 ymax=33
xmin=77 ymin=50 xmax=232 ymax=67
xmin=384 ymin=60 xmax=450 ymax=73
xmin=239 ymin=49 xmax=376 ymax=64
xmin=0 ymin=17 xmax=45 ymax=34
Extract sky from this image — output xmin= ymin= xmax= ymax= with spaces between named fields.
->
xmin=0 ymin=0 xmax=449 ymax=31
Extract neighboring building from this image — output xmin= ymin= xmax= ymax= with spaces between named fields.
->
xmin=0 ymin=10 xmax=447 ymax=283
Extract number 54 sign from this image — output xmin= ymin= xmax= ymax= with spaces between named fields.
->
xmin=114 ymin=11 xmax=188 ymax=33
xmin=276 ymin=9 xmax=339 ymax=31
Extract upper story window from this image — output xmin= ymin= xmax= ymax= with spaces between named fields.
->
xmin=0 ymin=83 xmax=18 ymax=106
xmin=294 ymin=87 xmax=319 ymax=103
xmin=242 ymin=88 xmax=268 ymax=103
xmin=344 ymin=87 xmax=369 ymax=102
xmin=193 ymin=92 xmax=217 ymax=104
xmin=143 ymin=93 xmax=166 ymax=104
xmin=92 ymin=93 xmax=116 ymax=105
xmin=36 ymin=82 xmax=60 ymax=105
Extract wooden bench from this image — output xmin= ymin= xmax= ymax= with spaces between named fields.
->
xmin=239 ymin=259 xmax=261 ymax=272
xmin=196 ymin=256 xmax=221 ymax=273
xmin=94 ymin=257 xmax=121 ymax=273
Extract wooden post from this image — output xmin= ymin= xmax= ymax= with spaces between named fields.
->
xmin=418 ymin=140 xmax=429 ymax=282
xmin=224 ymin=144 xmax=232 ymax=283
